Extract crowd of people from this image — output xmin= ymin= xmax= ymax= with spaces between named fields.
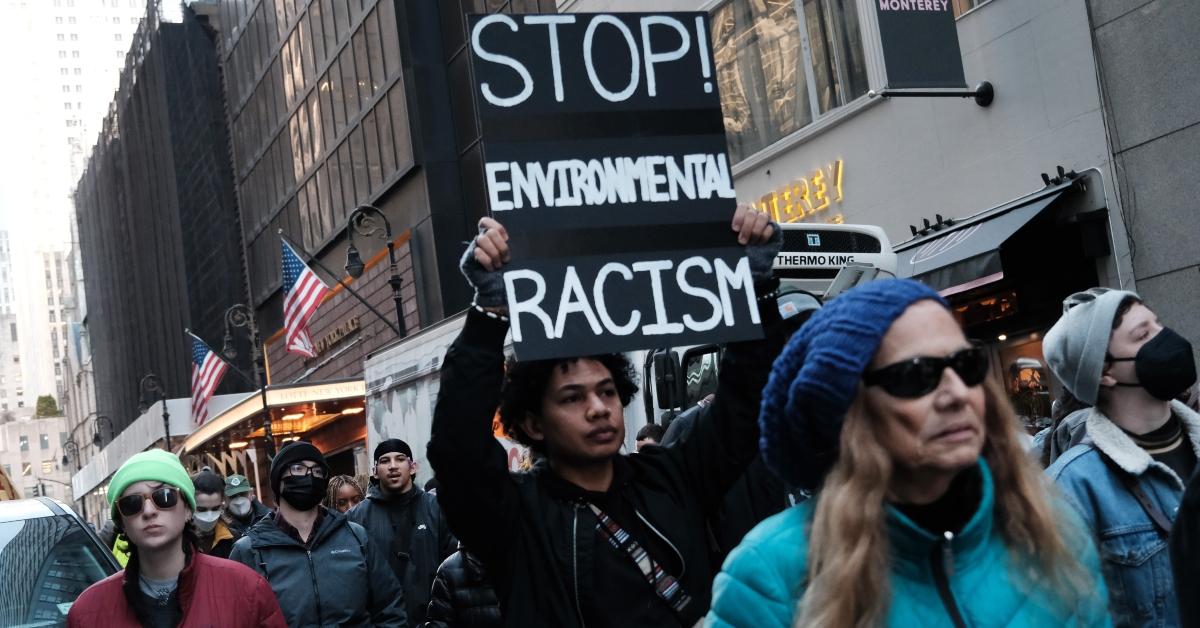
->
xmin=67 ymin=206 xmax=1200 ymax=627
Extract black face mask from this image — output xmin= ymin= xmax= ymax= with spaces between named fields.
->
xmin=1110 ymin=327 xmax=1197 ymax=401
xmin=280 ymin=475 xmax=329 ymax=511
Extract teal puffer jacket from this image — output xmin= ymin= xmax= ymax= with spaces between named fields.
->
xmin=707 ymin=459 xmax=1111 ymax=627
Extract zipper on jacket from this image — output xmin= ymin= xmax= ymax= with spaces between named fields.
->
xmin=306 ymin=549 xmax=325 ymax=624
xmin=634 ymin=508 xmax=686 ymax=580
xmin=931 ymin=531 xmax=967 ymax=628
xmin=572 ymin=502 xmax=588 ymax=628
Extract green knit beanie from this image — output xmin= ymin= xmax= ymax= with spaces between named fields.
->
xmin=108 ymin=449 xmax=196 ymax=521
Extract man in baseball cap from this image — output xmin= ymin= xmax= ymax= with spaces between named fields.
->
xmin=221 ymin=473 xmax=271 ymax=538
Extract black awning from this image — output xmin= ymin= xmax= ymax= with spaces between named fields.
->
xmin=895 ymin=190 xmax=1064 ymax=294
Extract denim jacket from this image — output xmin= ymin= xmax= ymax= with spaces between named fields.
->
xmin=1048 ymin=400 xmax=1200 ymax=627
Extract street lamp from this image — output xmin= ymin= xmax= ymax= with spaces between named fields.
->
xmin=139 ymin=374 xmax=169 ymax=450
xmin=91 ymin=414 xmax=112 ymax=448
xmin=62 ymin=439 xmax=87 ymax=521
xmin=222 ymin=304 xmax=276 ymax=458
xmin=345 ymin=205 xmax=407 ymax=337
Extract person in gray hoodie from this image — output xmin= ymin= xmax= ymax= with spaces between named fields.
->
xmin=1045 ymin=288 xmax=1199 ymax=627
xmin=229 ymin=440 xmax=407 ymax=627
xmin=347 ymin=438 xmax=456 ymax=625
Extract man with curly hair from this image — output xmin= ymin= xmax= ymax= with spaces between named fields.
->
xmin=427 ymin=206 xmax=785 ymax=627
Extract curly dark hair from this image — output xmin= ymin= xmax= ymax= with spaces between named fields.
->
xmin=191 ymin=468 xmax=224 ymax=496
xmin=499 ymin=353 xmax=639 ymax=454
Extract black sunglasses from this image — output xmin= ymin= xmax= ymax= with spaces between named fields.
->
xmin=117 ymin=487 xmax=180 ymax=518
xmin=862 ymin=346 xmax=989 ymax=398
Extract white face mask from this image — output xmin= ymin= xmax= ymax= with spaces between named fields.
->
xmin=228 ymin=496 xmax=252 ymax=517
xmin=194 ymin=510 xmax=221 ymax=531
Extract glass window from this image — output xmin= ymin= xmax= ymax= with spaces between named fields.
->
xmin=309 ymin=3 xmax=327 ymax=67
xmin=327 ymin=149 xmax=344 ymax=220
xmin=297 ymin=101 xmax=312 ymax=173
xmin=289 ymin=114 xmax=304 ymax=183
xmin=307 ymin=91 xmax=323 ymax=163
xmin=362 ymin=109 xmax=382 ymax=193
xmin=298 ymin=14 xmax=315 ymax=85
xmin=21 ymin=462 xmax=31 ymax=476
xmin=316 ymin=165 xmax=335 ymax=240
xmin=353 ymin=27 xmax=372 ymax=103
xmin=0 ymin=517 xmax=117 ymax=625
xmin=388 ymin=84 xmax=412 ymax=172
xmin=307 ymin=180 xmax=325 ymax=244
xmin=711 ymin=0 xmax=868 ymax=164
xmin=337 ymin=142 xmax=356 ymax=217
xmin=374 ymin=98 xmax=397 ymax=179
xmin=297 ymin=181 xmax=313 ymax=250
xmin=364 ymin=9 xmax=385 ymax=95
xmin=952 ymin=0 xmax=990 ymax=16
xmin=19 ymin=435 xmax=27 ymax=451
xmin=378 ymin=0 xmax=400 ymax=80
xmin=281 ymin=39 xmax=295 ymax=105
xmin=320 ymin=0 xmax=338 ymax=52
xmin=319 ymin=75 xmax=336 ymax=148
xmin=349 ymin=127 xmax=368 ymax=207
xmin=39 ymin=434 xmax=49 ymax=449
xmin=329 ymin=64 xmax=346 ymax=134
xmin=339 ymin=48 xmax=359 ymax=120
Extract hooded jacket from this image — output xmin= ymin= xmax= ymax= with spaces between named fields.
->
xmin=67 ymin=550 xmax=286 ymax=627
xmin=1048 ymin=400 xmax=1200 ymax=627
xmin=227 ymin=507 xmax=408 ymax=627
xmin=346 ymin=484 xmax=457 ymax=624
xmin=708 ymin=459 xmax=1111 ymax=627
xmin=426 ymin=304 xmax=783 ymax=627
xmin=423 ymin=548 xmax=502 ymax=628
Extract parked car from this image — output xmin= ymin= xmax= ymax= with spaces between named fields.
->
xmin=0 ymin=497 xmax=119 ymax=627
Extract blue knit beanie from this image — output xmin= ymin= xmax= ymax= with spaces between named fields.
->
xmin=760 ymin=279 xmax=947 ymax=490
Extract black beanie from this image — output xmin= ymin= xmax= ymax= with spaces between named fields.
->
xmin=270 ymin=440 xmax=328 ymax=496
xmin=373 ymin=438 xmax=413 ymax=463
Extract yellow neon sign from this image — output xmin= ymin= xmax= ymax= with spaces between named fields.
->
xmin=753 ymin=160 xmax=845 ymax=224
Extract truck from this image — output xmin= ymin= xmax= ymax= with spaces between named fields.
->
xmin=363 ymin=222 xmax=897 ymax=486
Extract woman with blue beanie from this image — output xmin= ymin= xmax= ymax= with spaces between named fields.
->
xmin=68 ymin=449 xmax=285 ymax=627
xmin=707 ymin=279 xmax=1110 ymax=628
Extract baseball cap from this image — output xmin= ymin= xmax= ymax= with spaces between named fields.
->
xmin=224 ymin=474 xmax=252 ymax=497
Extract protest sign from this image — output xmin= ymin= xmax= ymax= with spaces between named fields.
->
xmin=468 ymin=12 xmax=762 ymax=360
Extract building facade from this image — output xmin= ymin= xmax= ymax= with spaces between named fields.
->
xmin=558 ymin=0 xmax=1161 ymax=430
xmin=196 ymin=0 xmax=555 ymax=474
xmin=73 ymin=1 xmax=249 ymax=440
xmin=0 ymin=413 xmax=73 ymax=504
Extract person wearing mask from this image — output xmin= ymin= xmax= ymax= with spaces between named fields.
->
xmin=190 ymin=469 xmax=236 ymax=558
xmin=228 ymin=440 xmax=407 ymax=627
xmin=323 ymin=474 xmax=364 ymax=513
xmin=428 ymin=207 xmax=785 ymax=626
xmin=1045 ymin=289 xmax=1199 ymax=626
xmin=347 ymin=438 xmax=456 ymax=625
xmin=423 ymin=544 xmax=502 ymax=628
xmin=634 ymin=423 xmax=665 ymax=451
xmin=222 ymin=474 xmax=271 ymax=538
xmin=68 ymin=450 xmax=286 ymax=627
xmin=708 ymin=279 xmax=1109 ymax=627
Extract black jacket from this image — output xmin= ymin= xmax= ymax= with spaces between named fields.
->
xmin=427 ymin=305 xmax=782 ymax=627
xmin=422 ymin=549 xmax=502 ymax=628
xmin=346 ymin=484 xmax=457 ymax=624
xmin=1171 ymin=468 xmax=1200 ymax=627
xmin=228 ymin=507 xmax=407 ymax=627
xmin=225 ymin=498 xmax=273 ymax=538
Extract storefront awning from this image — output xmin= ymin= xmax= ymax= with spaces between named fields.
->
xmin=894 ymin=184 xmax=1071 ymax=295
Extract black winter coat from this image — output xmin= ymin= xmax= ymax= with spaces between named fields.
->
xmin=1171 ymin=468 xmax=1200 ymax=627
xmin=346 ymin=484 xmax=457 ymax=624
xmin=422 ymin=549 xmax=501 ymax=628
xmin=427 ymin=305 xmax=783 ymax=627
xmin=228 ymin=507 xmax=408 ymax=627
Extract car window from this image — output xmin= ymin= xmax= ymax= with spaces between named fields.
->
xmin=0 ymin=515 xmax=116 ymax=627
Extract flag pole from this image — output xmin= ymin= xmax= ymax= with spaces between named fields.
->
xmin=277 ymin=230 xmax=402 ymax=337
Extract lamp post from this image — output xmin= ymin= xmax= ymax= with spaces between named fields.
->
xmin=345 ymin=205 xmax=407 ymax=337
xmin=62 ymin=439 xmax=87 ymax=521
xmin=139 ymin=374 xmax=169 ymax=450
xmin=223 ymin=304 xmax=276 ymax=458
xmin=91 ymin=414 xmax=112 ymax=449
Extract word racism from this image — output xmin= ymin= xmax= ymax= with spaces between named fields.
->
xmin=486 ymin=153 xmax=735 ymax=211
xmin=505 ymin=256 xmax=759 ymax=344
xmin=470 ymin=12 xmax=760 ymax=360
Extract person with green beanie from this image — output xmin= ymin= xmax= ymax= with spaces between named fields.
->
xmin=68 ymin=450 xmax=286 ymax=628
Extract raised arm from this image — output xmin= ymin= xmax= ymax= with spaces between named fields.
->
xmin=426 ymin=217 xmax=522 ymax=570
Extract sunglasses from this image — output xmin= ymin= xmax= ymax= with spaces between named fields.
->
xmin=862 ymin=346 xmax=989 ymax=398
xmin=1061 ymin=287 xmax=1113 ymax=313
xmin=117 ymin=487 xmax=181 ymax=518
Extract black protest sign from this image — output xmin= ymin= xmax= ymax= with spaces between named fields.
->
xmin=876 ymin=0 xmax=966 ymax=89
xmin=468 ymin=12 xmax=762 ymax=360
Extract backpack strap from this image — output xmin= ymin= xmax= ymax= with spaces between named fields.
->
xmin=1097 ymin=449 xmax=1173 ymax=537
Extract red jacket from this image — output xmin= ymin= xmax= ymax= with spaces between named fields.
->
xmin=68 ymin=550 xmax=285 ymax=628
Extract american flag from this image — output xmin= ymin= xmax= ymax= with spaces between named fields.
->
xmin=281 ymin=239 xmax=330 ymax=358
xmin=189 ymin=333 xmax=228 ymax=425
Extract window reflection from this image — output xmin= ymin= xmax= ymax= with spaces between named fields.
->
xmin=712 ymin=0 xmax=868 ymax=164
